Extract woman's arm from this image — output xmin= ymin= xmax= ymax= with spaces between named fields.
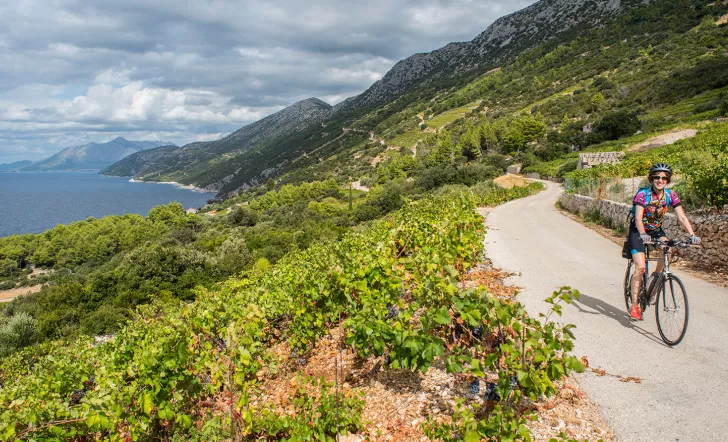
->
xmin=634 ymin=206 xmax=646 ymax=234
xmin=674 ymin=206 xmax=695 ymax=236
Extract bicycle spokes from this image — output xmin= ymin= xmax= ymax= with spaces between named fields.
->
xmin=656 ymin=276 xmax=689 ymax=346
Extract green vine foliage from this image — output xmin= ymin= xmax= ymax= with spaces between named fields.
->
xmin=0 ymin=188 xmax=583 ymax=441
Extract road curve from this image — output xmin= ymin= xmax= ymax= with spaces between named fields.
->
xmin=486 ymin=181 xmax=728 ymax=442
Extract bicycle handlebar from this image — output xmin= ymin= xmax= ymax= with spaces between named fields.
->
xmin=643 ymin=239 xmax=698 ymax=248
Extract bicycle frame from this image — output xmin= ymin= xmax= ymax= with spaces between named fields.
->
xmin=644 ymin=244 xmax=670 ymax=300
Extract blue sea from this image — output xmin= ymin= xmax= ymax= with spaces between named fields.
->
xmin=0 ymin=171 xmax=215 ymax=237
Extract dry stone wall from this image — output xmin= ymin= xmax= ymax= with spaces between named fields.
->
xmin=577 ymin=151 xmax=625 ymax=169
xmin=560 ymin=193 xmax=728 ymax=269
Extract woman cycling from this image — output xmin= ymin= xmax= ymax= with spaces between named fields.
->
xmin=627 ymin=163 xmax=700 ymax=320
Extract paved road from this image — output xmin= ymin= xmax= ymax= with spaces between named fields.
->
xmin=486 ymin=182 xmax=728 ymax=442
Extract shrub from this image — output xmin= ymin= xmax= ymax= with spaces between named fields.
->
xmin=0 ymin=313 xmax=38 ymax=357
xmin=355 ymin=181 xmax=404 ymax=221
xmin=557 ymin=159 xmax=578 ymax=177
xmin=594 ymin=109 xmax=641 ymax=141
xmin=0 ymin=258 xmax=19 ymax=278
xmin=228 ymin=206 xmax=258 ymax=227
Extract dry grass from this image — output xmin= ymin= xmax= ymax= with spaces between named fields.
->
xmin=494 ymin=173 xmax=531 ymax=189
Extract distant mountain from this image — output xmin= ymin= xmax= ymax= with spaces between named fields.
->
xmin=0 ymin=160 xmax=33 ymax=172
xmin=23 ymin=138 xmax=175 ymax=171
xmin=103 ymin=98 xmax=333 ymax=193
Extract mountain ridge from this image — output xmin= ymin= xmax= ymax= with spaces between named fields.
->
xmin=102 ymin=97 xmax=334 ymax=192
xmin=0 ymin=160 xmax=33 ymax=172
xmin=23 ymin=138 xmax=174 ymax=171
xmin=335 ymin=0 xmax=647 ymax=113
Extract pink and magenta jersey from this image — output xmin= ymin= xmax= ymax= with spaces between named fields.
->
xmin=632 ymin=188 xmax=681 ymax=232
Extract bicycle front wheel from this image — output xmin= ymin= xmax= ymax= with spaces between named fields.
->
xmin=655 ymin=275 xmax=689 ymax=346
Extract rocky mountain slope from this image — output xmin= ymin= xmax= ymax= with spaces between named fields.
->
xmin=103 ymin=98 xmax=333 ymax=193
xmin=335 ymin=0 xmax=650 ymax=113
xmin=23 ymin=138 xmax=173 ymax=171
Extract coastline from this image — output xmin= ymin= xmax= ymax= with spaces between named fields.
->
xmin=128 ymin=177 xmax=211 ymax=193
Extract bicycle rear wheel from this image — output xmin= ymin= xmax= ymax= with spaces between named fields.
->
xmin=655 ymin=275 xmax=689 ymax=346
xmin=624 ymin=261 xmax=633 ymax=310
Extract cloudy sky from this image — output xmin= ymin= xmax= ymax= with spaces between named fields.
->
xmin=0 ymin=0 xmax=536 ymax=164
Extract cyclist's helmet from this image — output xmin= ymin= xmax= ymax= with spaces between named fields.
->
xmin=648 ymin=163 xmax=673 ymax=182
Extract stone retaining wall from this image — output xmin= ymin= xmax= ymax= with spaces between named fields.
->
xmin=560 ymin=193 xmax=728 ymax=269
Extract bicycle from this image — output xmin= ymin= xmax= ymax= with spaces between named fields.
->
xmin=623 ymin=239 xmax=694 ymax=346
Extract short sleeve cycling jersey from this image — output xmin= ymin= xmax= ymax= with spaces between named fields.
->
xmin=630 ymin=187 xmax=681 ymax=232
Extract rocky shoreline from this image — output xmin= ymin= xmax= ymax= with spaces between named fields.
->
xmin=128 ymin=177 xmax=211 ymax=193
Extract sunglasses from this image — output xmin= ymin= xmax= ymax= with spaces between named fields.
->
xmin=653 ymin=176 xmax=669 ymax=182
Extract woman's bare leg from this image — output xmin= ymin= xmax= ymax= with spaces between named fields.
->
xmin=631 ymin=252 xmax=647 ymax=305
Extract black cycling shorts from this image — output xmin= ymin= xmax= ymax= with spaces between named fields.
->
xmin=625 ymin=223 xmax=666 ymax=257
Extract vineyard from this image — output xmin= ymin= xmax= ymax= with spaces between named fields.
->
xmin=0 ymin=185 xmax=589 ymax=441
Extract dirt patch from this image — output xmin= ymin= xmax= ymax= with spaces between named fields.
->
xmin=494 ymin=173 xmax=531 ymax=189
xmin=628 ymin=129 xmax=697 ymax=152
xmin=717 ymin=12 xmax=728 ymax=25
xmin=0 ymin=284 xmax=42 ymax=302
xmin=351 ymin=181 xmax=369 ymax=192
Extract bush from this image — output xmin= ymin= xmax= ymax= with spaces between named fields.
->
xmin=0 ymin=313 xmax=38 ymax=357
xmin=521 ymin=152 xmax=540 ymax=170
xmin=557 ymin=159 xmax=578 ymax=177
xmin=228 ymin=206 xmax=258 ymax=227
xmin=686 ymin=156 xmax=728 ymax=208
xmin=483 ymin=153 xmax=508 ymax=172
xmin=80 ymin=305 xmax=129 ymax=336
xmin=0 ymin=258 xmax=19 ymax=278
xmin=720 ymin=98 xmax=728 ymax=117
xmin=355 ymin=181 xmax=404 ymax=221
xmin=594 ymin=109 xmax=641 ymax=141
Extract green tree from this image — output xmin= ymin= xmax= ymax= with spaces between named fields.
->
xmin=228 ymin=206 xmax=258 ymax=227
xmin=590 ymin=92 xmax=607 ymax=112
xmin=460 ymin=124 xmax=483 ymax=160
xmin=503 ymin=127 xmax=526 ymax=153
xmin=594 ymin=109 xmax=641 ymax=140
xmin=480 ymin=123 xmax=499 ymax=153
xmin=148 ymin=202 xmax=186 ymax=228
xmin=428 ymin=129 xmax=455 ymax=166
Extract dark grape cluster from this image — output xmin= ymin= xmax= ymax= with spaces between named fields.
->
xmin=454 ymin=323 xmax=464 ymax=339
xmin=469 ymin=378 xmax=480 ymax=395
xmin=69 ymin=375 xmax=96 ymax=406
xmin=210 ymin=336 xmax=226 ymax=350
xmin=297 ymin=357 xmax=307 ymax=366
xmin=485 ymin=382 xmax=500 ymax=401
xmin=83 ymin=375 xmax=96 ymax=390
xmin=509 ymin=375 xmax=518 ymax=391
xmin=384 ymin=354 xmax=391 ymax=366
xmin=290 ymin=346 xmax=300 ymax=358
xmin=385 ymin=305 xmax=399 ymax=319
xmin=472 ymin=325 xmax=484 ymax=339
xmin=69 ymin=389 xmax=85 ymax=406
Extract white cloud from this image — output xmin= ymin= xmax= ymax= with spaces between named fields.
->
xmin=0 ymin=0 xmax=537 ymax=163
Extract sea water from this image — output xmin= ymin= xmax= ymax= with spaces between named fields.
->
xmin=0 ymin=171 xmax=215 ymax=237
